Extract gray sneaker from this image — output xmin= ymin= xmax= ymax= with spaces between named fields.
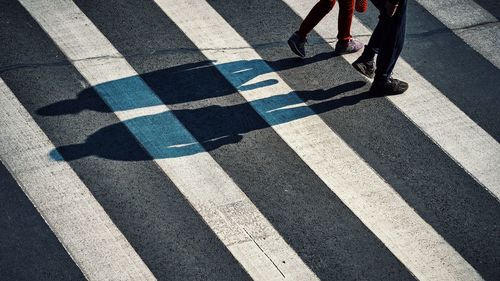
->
xmin=288 ymin=32 xmax=307 ymax=58
xmin=335 ymin=39 xmax=363 ymax=54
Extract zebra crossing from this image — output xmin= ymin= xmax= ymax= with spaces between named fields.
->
xmin=413 ymin=0 xmax=499 ymax=68
xmin=0 ymin=78 xmax=156 ymax=280
xmin=1 ymin=0 xmax=499 ymax=280
xmin=285 ymin=0 xmax=500 ymax=201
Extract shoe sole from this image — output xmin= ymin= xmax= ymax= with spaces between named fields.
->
xmin=352 ymin=61 xmax=375 ymax=79
xmin=287 ymin=39 xmax=305 ymax=58
xmin=369 ymin=85 xmax=409 ymax=96
xmin=335 ymin=49 xmax=361 ymax=55
xmin=335 ymin=46 xmax=363 ymax=55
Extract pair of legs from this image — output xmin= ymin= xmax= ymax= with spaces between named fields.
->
xmin=288 ymin=0 xmax=363 ymax=57
xmin=353 ymin=0 xmax=409 ymax=94
xmin=357 ymin=0 xmax=407 ymax=81
xmin=298 ymin=0 xmax=355 ymax=43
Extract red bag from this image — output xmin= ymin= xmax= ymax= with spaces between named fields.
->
xmin=355 ymin=0 xmax=368 ymax=13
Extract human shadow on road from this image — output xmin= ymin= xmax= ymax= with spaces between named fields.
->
xmin=39 ymin=52 xmax=340 ymax=114
xmin=39 ymin=54 xmax=370 ymax=161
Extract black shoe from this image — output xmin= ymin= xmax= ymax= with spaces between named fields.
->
xmin=370 ymin=78 xmax=408 ymax=96
xmin=352 ymin=57 xmax=375 ymax=78
xmin=288 ymin=32 xmax=306 ymax=58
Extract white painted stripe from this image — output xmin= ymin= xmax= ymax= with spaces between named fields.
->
xmin=414 ymin=0 xmax=500 ymax=69
xmin=0 ymin=78 xmax=156 ymax=280
xmin=285 ymin=0 xmax=500 ymax=201
xmin=118 ymin=105 xmax=169 ymax=121
xmin=18 ymin=1 xmax=318 ymax=280
xmin=154 ymin=0 xmax=484 ymax=280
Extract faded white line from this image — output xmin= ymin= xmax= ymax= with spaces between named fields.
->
xmin=0 ymin=78 xmax=156 ymax=280
xmin=118 ymin=105 xmax=169 ymax=121
xmin=287 ymin=0 xmax=500 ymax=201
xmin=155 ymin=0 xmax=484 ymax=280
xmin=415 ymin=0 xmax=500 ymax=68
xmin=18 ymin=0 xmax=318 ymax=280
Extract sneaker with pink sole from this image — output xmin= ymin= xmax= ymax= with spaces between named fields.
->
xmin=335 ymin=39 xmax=364 ymax=54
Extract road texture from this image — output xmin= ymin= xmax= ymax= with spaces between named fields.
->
xmin=0 ymin=0 xmax=499 ymax=280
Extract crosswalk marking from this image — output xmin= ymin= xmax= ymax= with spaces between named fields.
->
xmin=154 ymin=0 xmax=483 ymax=280
xmin=0 ymin=78 xmax=156 ymax=280
xmin=414 ymin=0 xmax=500 ymax=69
xmin=283 ymin=0 xmax=500 ymax=202
xmin=2 ymin=0 xmax=498 ymax=279
xmin=17 ymin=0 xmax=318 ymax=280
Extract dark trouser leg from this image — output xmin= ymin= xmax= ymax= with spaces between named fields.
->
xmin=373 ymin=0 xmax=407 ymax=81
xmin=360 ymin=19 xmax=384 ymax=60
xmin=297 ymin=0 xmax=336 ymax=39
xmin=360 ymin=0 xmax=385 ymax=60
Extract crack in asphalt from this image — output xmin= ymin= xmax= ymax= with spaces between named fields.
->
xmin=241 ymin=227 xmax=286 ymax=279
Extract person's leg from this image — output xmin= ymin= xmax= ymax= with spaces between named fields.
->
xmin=289 ymin=0 xmax=335 ymax=57
xmin=358 ymin=0 xmax=385 ymax=61
xmin=297 ymin=0 xmax=336 ymax=39
xmin=374 ymin=0 xmax=407 ymax=81
xmin=353 ymin=0 xmax=408 ymax=94
xmin=335 ymin=0 xmax=363 ymax=53
xmin=337 ymin=0 xmax=354 ymax=42
xmin=368 ymin=0 xmax=408 ymax=95
xmin=359 ymin=21 xmax=383 ymax=59
xmin=352 ymin=1 xmax=384 ymax=77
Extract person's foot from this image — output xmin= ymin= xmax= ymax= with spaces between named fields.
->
xmin=335 ymin=39 xmax=363 ymax=54
xmin=370 ymin=77 xmax=408 ymax=96
xmin=352 ymin=56 xmax=375 ymax=78
xmin=288 ymin=32 xmax=307 ymax=58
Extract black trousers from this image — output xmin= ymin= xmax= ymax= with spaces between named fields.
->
xmin=362 ymin=0 xmax=407 ymax=81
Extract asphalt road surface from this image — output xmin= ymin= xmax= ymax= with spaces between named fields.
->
xmin=1 ymin=0 xmax=499 ymax=280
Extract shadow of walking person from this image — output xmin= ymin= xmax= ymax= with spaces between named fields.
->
xmin=37 ymin=52 xmax=340 ymax=116
xmin=40 ymin=53 xmax=368 ymax=161
xmin=49 ymin=81 xmax=367 ymax=161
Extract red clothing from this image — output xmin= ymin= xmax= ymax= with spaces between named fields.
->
xmin=297 ymin=0 xmax=355 ymax=42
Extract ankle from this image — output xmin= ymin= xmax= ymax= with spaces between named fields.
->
xmin=374 ymin=74 xmax=389 ymax=83
xmin=337 ymin=38 xmax=351 ymax=46
xmin=296 ymin=31 xmax=307 ymax=41
xmin=360 ymin=46 xmax=376 ymax=61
